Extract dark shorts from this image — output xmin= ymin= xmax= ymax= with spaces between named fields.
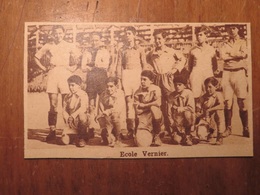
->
xmin=86 ymin=67 xmax=108 ymax=100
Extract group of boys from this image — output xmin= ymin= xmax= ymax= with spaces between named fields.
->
xmin=34 ymin=24 xmax=250 ymax=148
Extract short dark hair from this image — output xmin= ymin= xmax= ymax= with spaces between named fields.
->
xmin=173 ymin=75 xmax=187 ymax=85
xmin=52 ymin=25 xmax=65 ymax=33
xmin=124 ymin=26 xmax=137 ymax=35
xmin=141 ymin=70 xmax=155 ymax=82
xmin=67 ymin=75 xmax=82 ymax=85
xmin=226 ymin=24 xmax=243 ymax=37
xmin=106 ymin=77 xmax=118 ymax=86
xmin=195 ymin=25 xmax=210 ymax=36
xmin=153 ymin=29 xmax=167 ymax=39
xmin=204 ymin=76 xmax=219 ymax=87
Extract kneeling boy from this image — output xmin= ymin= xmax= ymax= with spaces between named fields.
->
xmin=134 ymin=70 xmax=163 ymax=146
xmin=96 ymin=77 xmax=126 ymax=147
xmin=200 ymin=77 xmax=225 ymax=145
xmin=168 ymin=75 xmax=195 ymax=146
xmin=63 ymin=75 xmax=90 ymax=147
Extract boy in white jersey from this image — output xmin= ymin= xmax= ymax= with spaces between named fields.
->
xmin=220 ymin=24 xmax=249 ymax=138
xmin=147 ymin=30 xmax=185 ymax=135
xmin=134 ymin=70 xmax=163 ymax=146
xmin=34 ymin=25 xmax=80 ymax=142
xmin=63 ymin=75 xmax=90 ymax=147
xmin=188 ymin=25 xmax=218 ymax=115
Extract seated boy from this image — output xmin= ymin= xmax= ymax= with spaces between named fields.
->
xmin=199 ymin=77 xmax=225 ymax=145
xmin=134 ymin=70 xmax=163 ymax=146
xmin=63 ymin=75 xmax=90 ymax=147
xmin=168 ymin=75 xmax=195 ymax=146
xmin=96 ymin=77 xmax=126 ymax=147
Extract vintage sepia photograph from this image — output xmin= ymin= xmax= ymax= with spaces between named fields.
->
xmin=24 ymin=22 xmax=253 ymax=158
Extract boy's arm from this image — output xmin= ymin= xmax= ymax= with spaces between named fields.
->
xmin=145 ymin=51 xmax=154 ymax=71
xmin=212 ymin=54 xmax=218 ymax=73
xmin=34 ymin=57 xmax=47 ymax=72
xmin=34 ymin=44 xmax=49 ymax=72
xmin=136 ymin=87 xmax=162 ymax=109
xmin=70 ymin=93 xmax=89 ymax=119
xmin=220 ymin=41 xmax=247 ymax=61
xmin=140 ymin=48 xmax=151 ymax=70
xmin=109 ymin=91 xmax=126 ymax=115
xmin=138 ymin=98 xmax=160 ymax=109
xmin=172 ymin=50 xmax=185 ymax=74
xmin=229 ymin=40 xmax=248 ymax=59
xmin=207 ymin=93 xmax=224 ymax=112
xmin=116 ymin=49 xmax=123 ymax=80
xmin=81 ymin=51 xmax=92 ymax=72
xmin=187 ymin=50 xmax=194 ymax=73
xmin=183 ymin=91 xmax=195 ymax=113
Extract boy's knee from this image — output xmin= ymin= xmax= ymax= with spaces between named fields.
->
xmin=78 ymin=113 xmax=88 ymax=124
xmin=237 ymin=98 xmax=247 ymax=111
xmin=215 ymin=110 xmax=224 ymax=121
xmin=184 ymin=111 xmax=195 ymax=125
xmin=111 ymin=112 xmax=121 ymax=123
xmin=97 ymin=116 xmax=108 ymax=129
xmin=49 ymin=105 xmax=58 ymax=113
xmin=224 ymin=100 xmax=233 ymax=110
xmin=151 ymin=106 xmax=162 ymax=119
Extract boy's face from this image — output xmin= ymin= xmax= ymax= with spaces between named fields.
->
xmin=205 ymin=83 xmax=217 ymax=96
xmin=125 ymin=30 xmax=135 ymax=42
xmin=229 ymin=26 xmax=239 ymax=37
xmin=92 ymin=34 xmax=101 ymax=48
xmin=141 ymin=76 xmax=152 ymax=89
xmin=53 ymin=28 xmax=65 ymax=43
xmin=174 ymin=82 xmax=185 ymax=93
xmin=69 ymin=82 xmax=81 ymax=94
xmin=107 ymin=82 xmax=117 ymax=95
xmin=154 ymin=33 xmax=165 ymax=48
xmin=196 ymin=32 xmax=207 ymax=44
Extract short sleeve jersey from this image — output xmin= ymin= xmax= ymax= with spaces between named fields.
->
xmin=35 ymin=40 xmax=77 ymax=67
xmin=168 ymin=88 xmax=195 ymax=113
xmin=221 ymin=38 xmax=248 ymax=70
xmin=63 ymin=90 xmax=89 ymax=117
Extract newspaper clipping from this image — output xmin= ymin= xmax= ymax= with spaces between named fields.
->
xmin=24 ymin=22 xmax=253 ymax=158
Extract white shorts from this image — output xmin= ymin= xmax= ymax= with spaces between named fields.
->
xmin=189 ymin=68 xmax=213 ymax=98
xmin=46 ymin=66 xmax=71 ymax=94
xmin=122 ymin=69 xmax=142 ymax=96
xmin=222 ymin=69 xmax=248 ymax=100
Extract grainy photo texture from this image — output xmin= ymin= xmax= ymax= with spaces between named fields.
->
xmin=24 ymin=23 xmax=253 ymax=158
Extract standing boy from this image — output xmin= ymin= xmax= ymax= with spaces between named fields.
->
xmin=82 ymin=32 xmax=111 ymax=112
xmin=34 ymin=25 xmax=80 ymax=142
xmin=134 ymin=70 xmax=163 ymax=146
xmin=188 ymin=25 xmax=218 ymax=114
xmin=168 ymin=75 xmax=195 ymax=146
xmin=63 ymin=75 xmax=90 ymax=147
xmin=116 ymin=26 xmax=148 ymax=139
xmin=147 ymin=29 xmax=185 ymax=134
xmin=220 ymin=24 xmax=250 ymax=138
